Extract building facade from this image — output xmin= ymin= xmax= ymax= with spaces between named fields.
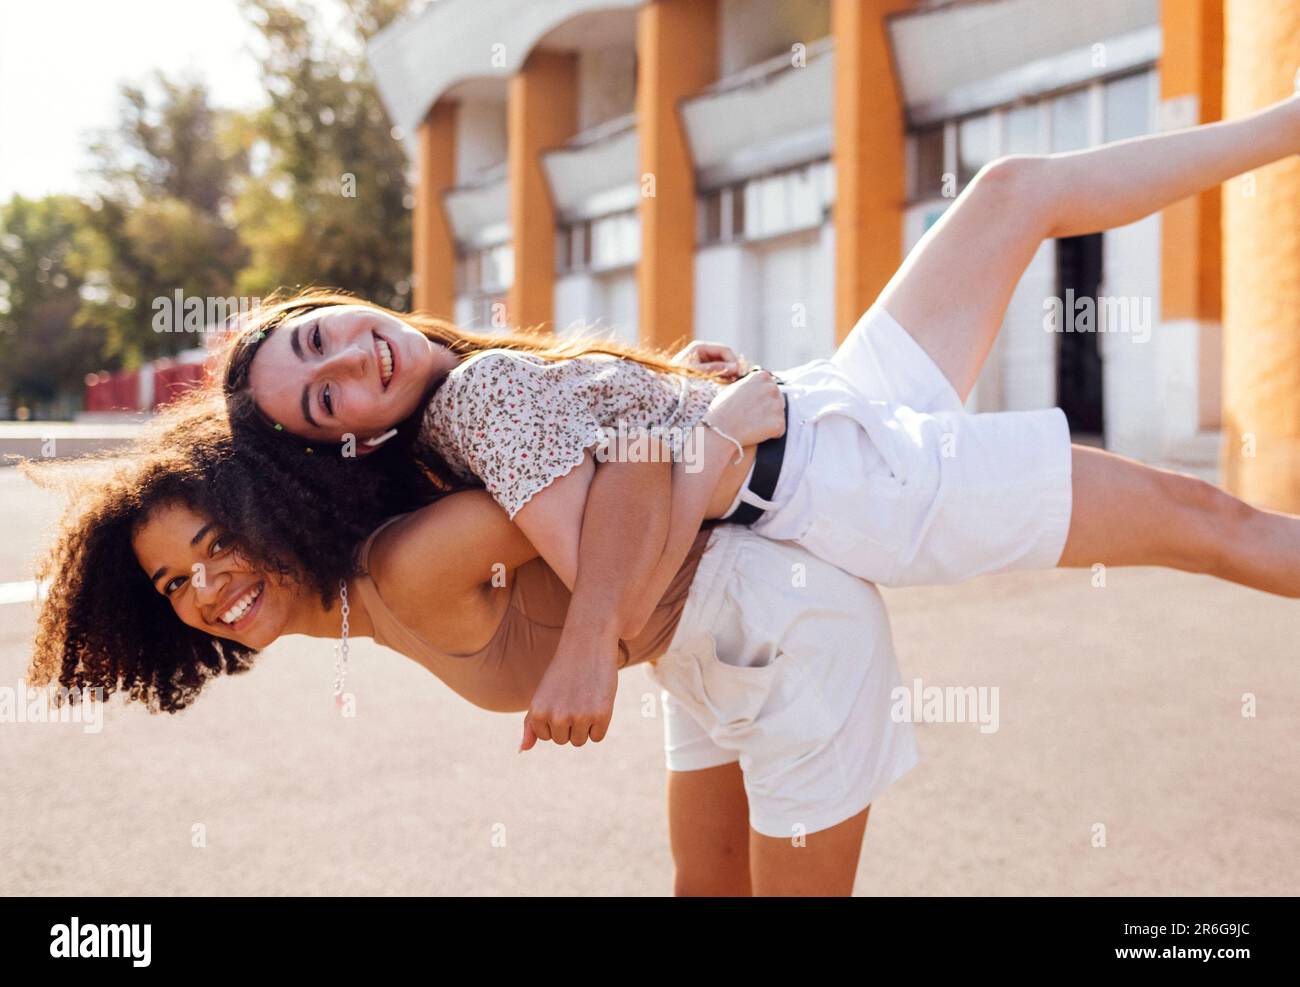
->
xmin=368 ymin=0 xmax=1299 ymax=505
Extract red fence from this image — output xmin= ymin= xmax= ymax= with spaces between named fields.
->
xmin=83 ymin=356 xmax=213 ymax=413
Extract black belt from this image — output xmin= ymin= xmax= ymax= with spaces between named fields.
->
xmin=723 ymin=388 xmax=788 ymax=526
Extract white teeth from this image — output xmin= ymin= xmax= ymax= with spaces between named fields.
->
xmin=219 ymin=585 xmax=262 ymax=625
xmin=376 ymin=337 xmax=393 ymax=386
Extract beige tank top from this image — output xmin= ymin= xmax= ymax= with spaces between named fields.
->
xmin=350 ymin=518 xmax=715 ymax=713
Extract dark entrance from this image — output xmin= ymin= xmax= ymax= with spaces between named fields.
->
xmin=1054 ymin=233 xmax=1105 ymax=437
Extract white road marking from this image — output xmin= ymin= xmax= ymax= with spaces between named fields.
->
xmin=0 ymin=580 xmax=43 ymax=605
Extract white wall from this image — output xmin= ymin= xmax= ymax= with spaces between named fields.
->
xmin=718 ymin=0 xmax=830 ymax=76
xmin=693 ymin=221 xmax=833 ymax=372
xmin=577 ymin=46 xmax=636 ymax=132
xmin=554 ymin=268 xmax=638 ymax=345
xmin=1100 ymin=212 xmax=1196 ymax=461
xmin=694 ymin=242 xmax=756 ymax=357
xmin=455 ymin=99 xmax=508 ymax=179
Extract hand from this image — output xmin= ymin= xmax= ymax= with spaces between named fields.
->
xmin=519 ymin=639 xmax=619 ymax=750
xmin=703 ymin=369 xmax=785 ymax=447
xmin=672 ymin=340 xmax=750 ymax=381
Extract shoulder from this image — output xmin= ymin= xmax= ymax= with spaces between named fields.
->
xmin=369 ymin=490 xmax=535 ymax=596
xmin=451 ymin=349 xmax=551 ymax=384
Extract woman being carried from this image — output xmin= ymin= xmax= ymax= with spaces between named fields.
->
xmin=221 ymin=83 xmax=1300 ymax=749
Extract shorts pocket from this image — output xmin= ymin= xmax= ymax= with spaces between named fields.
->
xmin=684 ymin=630 xmax=791 ymax=737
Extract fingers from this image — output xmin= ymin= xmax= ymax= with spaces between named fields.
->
xmin=697 ymin=360 xmax=743 ymax=380
xmin=522 ymin=713 xmax=611 ymax=748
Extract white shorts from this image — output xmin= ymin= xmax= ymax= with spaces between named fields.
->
xmin=647 ymin=525 xmax=918 ymax=839
xmin=750 ymin=304 xmax=1075 ymax=587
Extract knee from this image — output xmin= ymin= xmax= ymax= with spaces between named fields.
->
xmin=970 ymin=154 xmax=1046 ymax=203
xmin=1159 ymin=472 xmax=1257 ymax=575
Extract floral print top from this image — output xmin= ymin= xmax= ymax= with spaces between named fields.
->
xmin=423 ymin=350 xmax=721 ymax=519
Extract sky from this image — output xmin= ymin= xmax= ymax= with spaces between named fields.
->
xmin=0 ymin=0 xmax=354 ymax=202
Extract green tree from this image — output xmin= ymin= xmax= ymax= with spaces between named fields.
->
xmin=0 ymin=195 xmax=105 ymax=413
xmin=79 ymin=74 xmax=250 ymax=363
xmin=234 ymin=0 xmax=414 ymax=311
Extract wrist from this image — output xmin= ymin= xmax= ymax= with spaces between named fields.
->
xmin=557 ymin=614 xmax=623 ymax=649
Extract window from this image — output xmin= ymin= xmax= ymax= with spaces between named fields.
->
xmin=957 ymin=113 xmax=995 ymax=186
xmin=1005 ymin=103 xmax=1040 ymax=154
xmin=558 ymin=211 xmax=638 ymax=274
xmin=1051 ymin=87 xmax=1091 ymax=152
xmin=912 ymin=126 xmax=946 ymax=200
xmin=1104 ymin=71 xmax=1152 ymax=142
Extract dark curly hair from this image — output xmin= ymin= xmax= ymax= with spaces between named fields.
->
xmin=24 ymin=388 xmax=444 ymax=714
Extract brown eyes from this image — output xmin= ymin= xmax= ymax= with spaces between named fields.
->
xmin=161 ymin=534 xmax=230 ymax=597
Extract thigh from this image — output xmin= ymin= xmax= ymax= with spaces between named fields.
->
xmin=1057 ymin=444 xmax=1222 ymax=572
xmin=870 ymin=157 xmax=1050 ymax=402
xmin=667 ymin=763 xmax=752 ymax=896
xmin=749 ymin=805 xmax=870 ymax=897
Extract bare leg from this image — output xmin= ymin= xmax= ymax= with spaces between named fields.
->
xmin=666 ymin=763 xmax=753 ymax=896
xmin=1059 ymin=446 xmax=1300 ymax=598
xmin=748 ymin=806 xmax=870 ymax=897
xmin=871 ymin=90 xmax=1300 ymax=401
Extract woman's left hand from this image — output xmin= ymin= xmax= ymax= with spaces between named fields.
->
xmin=672 ymin=340 xmax=750 ymax=381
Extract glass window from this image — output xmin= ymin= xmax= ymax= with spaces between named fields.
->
xmin=957 ymin=113 xmax=995 ymax=186
xmin=788 ymin=167 xmax=818 ymax=228
xmin=1051 ymin=88 xmax=1091 ymax=152
xmin=1005 ymin=103 xmax=1040 ymax=154
xmin=1104 ymin=71 xmax=1152 ymax=142
xmin=556 ymin=229 xmax=570 ymax=273
xmin=699 ymin=190 xmax=723 ymax=244
xmin=729 ymin=184 xmax=746 ymax=240
xmin=912 ymin=126 xmax=946 ymax=199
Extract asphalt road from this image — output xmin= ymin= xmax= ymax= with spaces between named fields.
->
xmin=1 ymin=467 xmax=1297 ymax=895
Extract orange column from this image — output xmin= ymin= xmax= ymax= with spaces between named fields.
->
xmin=831 ymin=0 xmax=908 ymax=342
xmin=636 ymin=0 xmax=718 ymax=351
xmin=413 ymin=100 xmax=458 ymax=318
xmin=1159 ymin=0 xmax=1224 ymax=430
xmin=507 ymin=49 xmax=577 ymax=332
xmin=1220 ymin=0 xmax=1300 ymax=510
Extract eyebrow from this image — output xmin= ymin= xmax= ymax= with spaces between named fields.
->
xmin=300 ymin=384 xmax=318 ymax=429
xmin=149 ymin=523 xmax=215 ymax=590
xmin=291 ymin=323 xmax=320 ymax=428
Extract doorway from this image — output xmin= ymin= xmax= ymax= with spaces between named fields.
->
xmin=1054 ymin=232 xmax=1105 ymax=438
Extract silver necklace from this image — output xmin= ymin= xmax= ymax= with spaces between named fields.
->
xmin=332 ymin=579 xmax=351 ymax=707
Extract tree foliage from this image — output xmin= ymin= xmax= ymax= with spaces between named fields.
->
xmin=0 ymin=0 xmax=417 ymax=411
xmin=233 ymin=0 xmax=413 ymax=311
xmin=0 ymin=195 xmax=103 ymax=408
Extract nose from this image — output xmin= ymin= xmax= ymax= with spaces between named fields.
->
xmin=192 ymin=565 xmax=231 ymax=617
xmin=320 ymin=342 xmax=369 ymax=380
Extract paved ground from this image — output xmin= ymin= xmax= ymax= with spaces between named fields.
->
xmin=1 ymin=466 xmax=1296 ymax=896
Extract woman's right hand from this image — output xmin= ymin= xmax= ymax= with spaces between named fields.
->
xmin=703 ymin=369 xmax=785 ymax=448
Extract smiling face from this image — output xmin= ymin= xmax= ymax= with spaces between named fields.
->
xmin=131 ymin=501 xmax=304 ymax=650
xmin=245 ymin=304 xmax=446 ymax=444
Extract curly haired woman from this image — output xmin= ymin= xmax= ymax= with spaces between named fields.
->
xmin=29 ymin=387 xmax=912 ymax=896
